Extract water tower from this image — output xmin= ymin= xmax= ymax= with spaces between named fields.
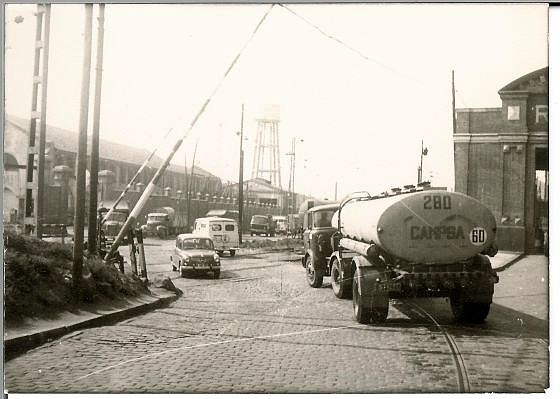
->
xmin=251 ymin=105 xmax=282 ymax=188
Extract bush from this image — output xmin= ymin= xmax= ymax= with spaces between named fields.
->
xmin=4 ymin=232 xmax=148 ymax=322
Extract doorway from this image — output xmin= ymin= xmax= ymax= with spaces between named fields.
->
xmin=534 ymin=147 xmax=548 ymax=255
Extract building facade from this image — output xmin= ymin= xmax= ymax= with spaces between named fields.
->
xmin=453 ymin=67 xmax=548 ymax=253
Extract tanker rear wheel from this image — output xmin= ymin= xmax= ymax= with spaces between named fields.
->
xmin=450 ymin=292 xmax=491 ymax=323
xmin=331 ymin=259 xmax=352 ymax=299
xmin=306 ymin=256 xmax=323 ymax=288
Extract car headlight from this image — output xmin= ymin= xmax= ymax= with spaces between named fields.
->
xmin=213 ymin=253 xmax=220 ymax=263
xmin=183 ymin=256 xmax=190 ymax=265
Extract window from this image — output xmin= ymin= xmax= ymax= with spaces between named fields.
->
xmin=225 ymin=224 xmax=235 ymax=231
xmin=507 ymin=105 xmax=520 ymax=121
xmin=313 ymin=210 xmax=335 ymax=228
xmin=211 ymin=224 xmax=222 ymax=231
xmin=182 ymin=238 xmax=214 ymax=250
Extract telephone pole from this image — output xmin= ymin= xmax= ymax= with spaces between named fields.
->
xmin=238 ymin=104 xmax=245 ymax=244
xmin=72 ymin=4 xmax=94 ymax=300
xmin=452 ymin=70 xmax=456 ymax=134
xmin=36 ymin=3 xmax=51 ymax=239
xmin=88 ymin=4 xmax=105 ymax=255
xmin=24 ymin=4 xmax=51 ymax=238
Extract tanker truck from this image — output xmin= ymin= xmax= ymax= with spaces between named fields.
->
xmin=302 ymin=187 xmax=499 ymax=324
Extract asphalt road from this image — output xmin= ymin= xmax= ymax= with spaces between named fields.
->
xmin=4 ymin=245 xmax=549 ymax=393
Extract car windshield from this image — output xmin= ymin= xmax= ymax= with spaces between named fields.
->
xmin=182 ymin=238 xmax=214 ymax=250
xmin=313 ymin=210 xmax=335 ymax=228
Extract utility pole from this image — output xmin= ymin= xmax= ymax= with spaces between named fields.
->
xmin=452 ymin=70 xmax=456 ymax=135
xmin=72 ymin=4 xmax=94 ymax=300
xmin=36 ymin=3 xmax=51 ymax=239
xmin=88 ymin=3 xmax=105 ymax=255
xmin=238 ymin=104 xmax=245 ymax=244
xmin=417 ymin=139 xmax=428 ymax=185
xmin=334 ymin=181 xmax=338 ymax=201
xmin=25 ymin=4 xmax=50 ymax=238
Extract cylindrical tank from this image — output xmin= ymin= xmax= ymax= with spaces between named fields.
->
xmin=333 ymin=190 xmax=496 ymax=264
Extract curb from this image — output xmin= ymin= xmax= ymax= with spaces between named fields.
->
xmin=493 ymin=253 xmax=525 ymax=273
xmin=4 ymin=291 xmax=181 ymax=361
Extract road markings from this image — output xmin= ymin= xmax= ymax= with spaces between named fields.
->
xmin=76 ymin=324 xmax=353 ymax=380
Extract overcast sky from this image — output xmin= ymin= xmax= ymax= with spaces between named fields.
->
xmin=4 ymin=3 xmax=548 ymax=200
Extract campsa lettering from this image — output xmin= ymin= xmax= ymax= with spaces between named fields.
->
xmin=410 ymin=225 xmax=466 ymax=240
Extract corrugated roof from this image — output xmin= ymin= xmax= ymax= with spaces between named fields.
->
xmin=5 ymin=114 xmax=215 ymax=177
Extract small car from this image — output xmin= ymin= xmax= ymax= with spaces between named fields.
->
xmin=171 ymin=233 xmax=221 ymax=279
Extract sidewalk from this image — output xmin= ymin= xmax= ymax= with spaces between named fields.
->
xmin=489 ymin=251 xmax=524 ymax=271
xmin=492 ymin=255 xmax=549 ymax=321
xmin=4 ymin=287 xmax=179 ymax=360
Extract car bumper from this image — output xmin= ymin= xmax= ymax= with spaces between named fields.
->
xmin=180 ymin=264 xmax=220 ymax=272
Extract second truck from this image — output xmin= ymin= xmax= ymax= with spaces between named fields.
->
xmin=302 ymin=187 xmax=499 ymax=324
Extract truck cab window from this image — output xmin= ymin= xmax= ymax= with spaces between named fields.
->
xmin=313 ymin=211 xmax=334 ymax=228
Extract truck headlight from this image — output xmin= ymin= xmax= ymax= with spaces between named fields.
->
xmin=183 ymin=256 xmax=190 ymax=265
xmin=213 ymin=253 xmax=220 ymax=263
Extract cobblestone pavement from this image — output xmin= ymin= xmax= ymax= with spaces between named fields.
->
xmin=5 ymin=250 xmax=549 ymax=393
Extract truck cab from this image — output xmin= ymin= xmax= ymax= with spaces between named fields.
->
xmin=142 ymin=212 xmax=171 ymax=239
xmin=302 ymin=203 xmax=339 ymax=287
xmin=97 ymin=200 xmax=130 ymax=246
xmin=250 ymin=214 xmax=276 ymax=236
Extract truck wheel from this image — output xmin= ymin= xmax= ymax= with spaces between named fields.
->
xmin=352 ymin=271 xmax=373 ymax=324
xmin=331 ymin=259 xmax=352 ymax=299
xmin=213 ymin=270 xmax=220 ymax=279
xmin=229 ymin=250 xmax=236 ymax=257
xmin=353 ymin=268 xmax=389 ymax=324
xmin=305 ymin=256 xmax=323 ymax=288
xmin=450 ymin=291 xmax=491 ymax=323
xmin=217 ymin=250 xmax=224 ymax=257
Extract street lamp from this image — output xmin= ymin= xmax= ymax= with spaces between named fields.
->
xmin=286 ymin=137 xmax=304 ymax=216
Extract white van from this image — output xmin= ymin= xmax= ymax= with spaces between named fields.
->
xmin=193 ymin=217 xmax=239 ymax=256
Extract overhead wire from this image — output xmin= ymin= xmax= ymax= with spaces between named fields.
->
xmin=278 ymin=4 xmax=457 ymax=95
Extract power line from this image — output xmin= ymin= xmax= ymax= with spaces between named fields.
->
xmin=278 ymin=4 xmax=425 ymax=88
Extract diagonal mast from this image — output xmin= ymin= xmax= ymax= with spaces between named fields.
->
xmin=104 ymin=5 xmax=274 ymax=261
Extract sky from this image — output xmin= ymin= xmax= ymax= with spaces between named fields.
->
xmin=4 ymin=3 xmax=549 ymax=200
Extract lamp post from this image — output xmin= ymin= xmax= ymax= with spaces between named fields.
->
xmin=286 ymin=137 xmax=303 ymax=216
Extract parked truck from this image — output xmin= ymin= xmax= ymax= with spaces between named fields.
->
xmin=97 ymin=200 xmax=130 ymax=245
xmin=141 ymin=206 xmax=184 ymax=239
xmin=302 ymin=188 xmax=499 ymax=324
xmin=250 ymin=214 xmax=276 ymax=237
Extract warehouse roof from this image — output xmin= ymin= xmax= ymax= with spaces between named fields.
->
xmin=6 ymin=114 xmax=215 ymax=177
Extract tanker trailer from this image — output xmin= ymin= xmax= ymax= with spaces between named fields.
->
xmin=303 ymin=188 xmax=499 ymax=324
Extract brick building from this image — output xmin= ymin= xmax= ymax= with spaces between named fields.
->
xmin=453 ymin=67 xmax=548 ymax=252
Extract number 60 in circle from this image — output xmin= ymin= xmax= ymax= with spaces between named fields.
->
xmin=469 ymin=227 xmax=487 ymax=246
